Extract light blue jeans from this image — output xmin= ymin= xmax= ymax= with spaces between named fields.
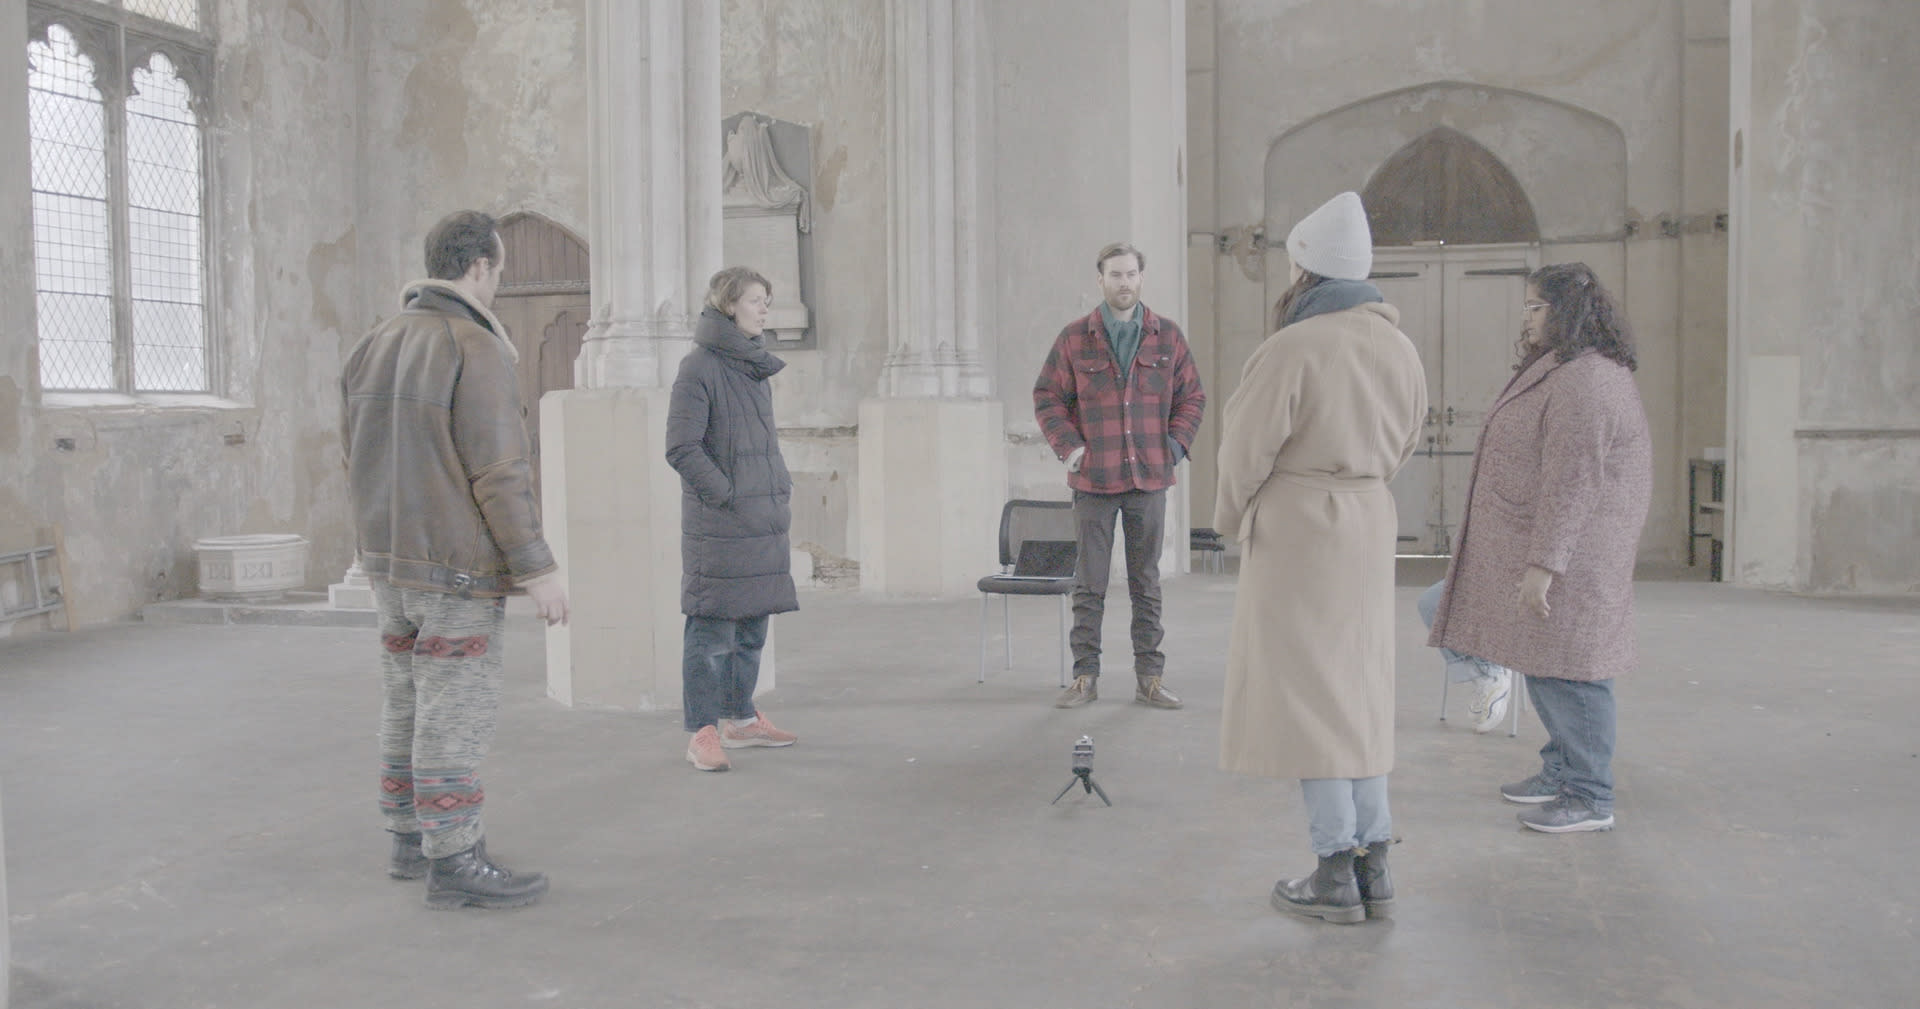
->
xmin=1524 ymin=675 xmax=1617 ymax=814
xmin=1417 ymin=580 xmax=1512 ymax=685
xmin=1301 ymin=777 xmax=1391 ymax=857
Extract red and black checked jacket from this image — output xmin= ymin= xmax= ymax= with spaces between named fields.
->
xmin=1033 ymin=305 xmax=1207 ymax=495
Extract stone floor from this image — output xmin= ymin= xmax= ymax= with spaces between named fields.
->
xmin=2 ymin=565 xmax=1916 ymax=1009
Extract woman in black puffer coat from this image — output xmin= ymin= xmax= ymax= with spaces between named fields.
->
xmin=665 ymin=266 xmax=801 ymax=772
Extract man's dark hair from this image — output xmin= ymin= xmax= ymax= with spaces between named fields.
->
xmin=1095 ymin=242 xmax=1145 ymax=274
xmin=424 ymin=210 xmax=502 ymax=281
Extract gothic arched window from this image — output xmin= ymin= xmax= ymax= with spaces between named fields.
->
xmin=1362 ymin=127 xmax=1540 ymax=247
xmin=29 ymin=2 xmax=213 ymax=392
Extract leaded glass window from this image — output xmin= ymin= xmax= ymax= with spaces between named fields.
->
xmin=27 ymin=3 xmax=213 ymax=393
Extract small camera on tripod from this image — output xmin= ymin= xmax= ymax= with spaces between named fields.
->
xmin=1053 ymin=734 xmax=1111 ymax=806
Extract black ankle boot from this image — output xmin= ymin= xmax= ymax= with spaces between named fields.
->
xmin=425 ymin=840 xmax=550 ymax=910
xmin=388 ymin=831 xmax=428 ymax=880
xmin=1271 ymin=849 xmax=1364 ymax=924
xmin=1354 ymin=840 xmax=1394 ymax=919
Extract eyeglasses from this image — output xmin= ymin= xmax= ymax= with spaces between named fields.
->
xmin=1523 ymin=301 xmax=1550 ymax=313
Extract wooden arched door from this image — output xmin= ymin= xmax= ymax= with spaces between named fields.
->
xmin=493 ymin=213 xmax=589 ymax=495
xmin=1361 ymin=129 xmax=1539 ymax=554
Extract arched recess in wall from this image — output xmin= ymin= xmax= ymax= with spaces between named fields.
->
xmin=494 ymin=212 xmax=590 ymax=492
xmin=1258 ymin=84 xmax=1627 ymax=557
xmin=1262 ymin=80 xmax=1627 ymax=276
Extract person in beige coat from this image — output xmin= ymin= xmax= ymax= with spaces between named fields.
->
xmin=1425 ymin=262 xmax=1651 ymax=834
xmin=1215 ymin=192 xmax=1427 ymax=924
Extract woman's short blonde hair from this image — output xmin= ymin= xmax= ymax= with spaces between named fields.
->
xmin=705 ymin=266 xmax=773 ymax=316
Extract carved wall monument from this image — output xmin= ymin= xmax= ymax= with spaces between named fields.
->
xmin=722 ymin=112 xmax=816 ymax=347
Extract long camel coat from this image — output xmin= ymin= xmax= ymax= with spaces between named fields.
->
xmin=1426 ymin=350 xmax=1651 ymax=681
xmin=1215 ymin=302 xmax=1427 ymax=781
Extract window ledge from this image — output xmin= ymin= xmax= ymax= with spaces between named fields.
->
xmin=41 ymin=392 xmax=252 ymax=413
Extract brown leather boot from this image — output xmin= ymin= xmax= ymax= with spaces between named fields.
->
xmin=1135 ymin=675 xmax=1182 ymax=709
xmin=1055 ymin=674 xmax=1097 ymax=708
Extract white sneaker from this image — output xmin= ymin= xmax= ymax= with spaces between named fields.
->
xmin=1469 ymin=668 xmax=1513 ymax=734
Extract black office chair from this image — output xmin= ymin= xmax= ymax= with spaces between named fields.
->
xmin=1190 ymin=527 xmax=1226 ymax=573
xmin=977 ymin=499 xmax=1078 ymax=685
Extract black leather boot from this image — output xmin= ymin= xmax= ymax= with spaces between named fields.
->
xmin=1271 ymin=849 xmax=1364 ymax=924
xmin=1354 ymin=840 xmax=1394 ymax=919
xmin=388 ymin=831 xmax=428 ymax=880
xmin=425 ymin=840 xmax=550 ymax=910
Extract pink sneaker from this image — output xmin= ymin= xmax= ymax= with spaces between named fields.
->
xmin=686 ymin=726 xmax=731 ymax=771
xmin=719 ymin=714 xmax=797 ymax=749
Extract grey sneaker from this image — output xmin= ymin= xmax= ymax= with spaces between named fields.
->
xmin=1500 ymin=774 xmax=1560 ymax=805
xmin=1055 ymin=674 xmax=1097 ymax=709
xmin=1517 ymin=796 xmax=1614 ymax=833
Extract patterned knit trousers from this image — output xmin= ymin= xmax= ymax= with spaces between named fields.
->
xmin=373 ymin=579 xmax=507 ymax=859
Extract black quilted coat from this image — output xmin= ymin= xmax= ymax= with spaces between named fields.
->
xmin=665 ymin=307 xmax=799 ymax=619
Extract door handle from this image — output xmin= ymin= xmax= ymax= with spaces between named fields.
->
xmin=1445 ymin=406 xmax=1455 ymax=425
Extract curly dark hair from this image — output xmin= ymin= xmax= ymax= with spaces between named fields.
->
xmin=1516 ymin=262 xmax=1636 ymax=372
xmin=424 ymin=210 xmax=501 ymax=281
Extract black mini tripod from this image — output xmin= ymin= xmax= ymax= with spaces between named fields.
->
xmin=1051 ymin=735 xmax=1112 ymax=806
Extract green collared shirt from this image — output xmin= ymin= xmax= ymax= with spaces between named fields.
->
xmin=1099 ymin=302 xmax=1144 ymax=377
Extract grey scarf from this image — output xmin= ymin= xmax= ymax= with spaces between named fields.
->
xmin=1281 ymin=279 xmax=1386 ymax=328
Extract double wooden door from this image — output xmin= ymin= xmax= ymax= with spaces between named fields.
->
xmin=1370 ymin=245 xmax=1536 ymax=555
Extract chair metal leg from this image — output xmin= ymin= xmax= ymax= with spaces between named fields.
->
xmin=1439 ymin=669 xmax=1449 ymax=721
xmin=1058 ymin=594 xmax=1070 ymax=688
xmin=1004 ymin=594 xmax=1013 ymax=669
xmin=978 ymin=593 xmax=990 ymax=683
xmin=1508 ymin=674 xmax=1526 ymax=737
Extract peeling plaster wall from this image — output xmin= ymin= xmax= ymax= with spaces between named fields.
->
xmin=724 ymin=0 xmax=887 ymax=561
xmin=1201 ymin=0 xmax=1713 ymax=564
xmin=0 ymin=0 xmax=52 ymax=632
xmin=0 ymin=0 xmax=360 ymax=627
xmin=351 ymin=0 xmax=589 ymax=328
xmin=353 ymin=1 xmax=881 ymax=563
xmin=1734 ymin=0 xmax=1920 ymax=593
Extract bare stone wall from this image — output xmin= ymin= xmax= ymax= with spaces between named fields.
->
xmin=1733 ymin=0 xmax=1920 ymax=592
xmin=0 ymin=0 xmax=361 ymax=626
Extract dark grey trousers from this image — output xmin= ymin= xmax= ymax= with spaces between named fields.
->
xmin=1069 ymin=488 xmax=1167 ymax=680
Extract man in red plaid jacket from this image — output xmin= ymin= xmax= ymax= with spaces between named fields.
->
xmin=1033 ymin=242 xmax=1207 ymax=710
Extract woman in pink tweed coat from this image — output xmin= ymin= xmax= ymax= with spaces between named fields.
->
xmin=1425 ymin=262 xmax=1651 ymax=834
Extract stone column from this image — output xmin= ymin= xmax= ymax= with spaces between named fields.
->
xmin=859 ymin=0 xmax=1006 ymax=597
xmin=1726 ymin=0 xmax=1920 ymax=592
xmin=543 ymin=0 xmax=724 ymax=709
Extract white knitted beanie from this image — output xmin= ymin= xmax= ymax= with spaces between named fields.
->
xmin=1285 ymin=191 xmax=1373 ymax=281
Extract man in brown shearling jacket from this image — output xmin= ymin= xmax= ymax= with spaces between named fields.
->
xmin=341 ymin=210 xmax=568 ymax=910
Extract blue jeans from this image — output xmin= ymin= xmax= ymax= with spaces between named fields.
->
xmin=1417 ymin=580 xmax=1511 ymax=685
xmin=682 ymin=615 xmax=769 ymax=732
xmin=1300 ymin=776 xmax=1392 ymax=857
xmin=1524 ymin=675 xmax=1616 ymax=813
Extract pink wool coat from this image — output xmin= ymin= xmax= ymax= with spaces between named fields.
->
xmin=1427 ymin=349 xmax=1651 ymax=682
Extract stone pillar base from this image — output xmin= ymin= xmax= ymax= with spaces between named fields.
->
xmin=541 ymin=387 xmax=688 ymax=711
xmin=329 ymin=561 xmax=373 ymax=610
xmin=857 ymin=398 xmax=1006 ymax=597
xmin=2 ymin=780 xmax=9 ymax=1009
